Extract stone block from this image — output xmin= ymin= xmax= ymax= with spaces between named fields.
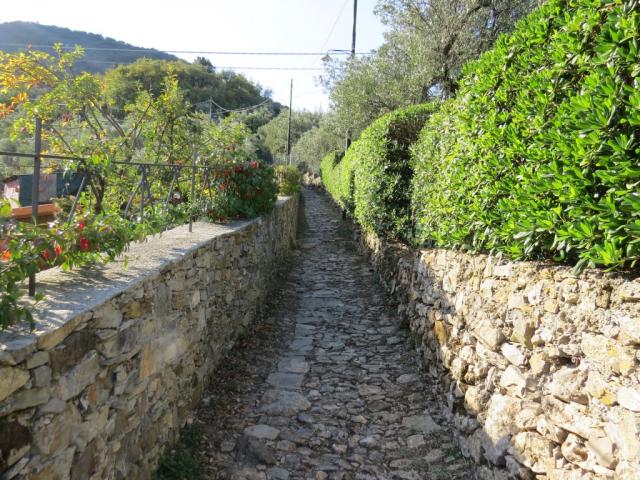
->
xmin=581 ymin=333 xmax=635 ymax=375
xmin=37 ymin=313 xmax=85 ymax=351
xmin=501 ymin=342 xmax=526 ymax=367
xmin=25 ymin=351 xmax=49 ymax=369
xmin=49 ymin=330 xmax=96 ymax=374
xmin=92 ymin=303 xmax=123 ymax=329
xmin=0 ymin=419 xmax=31 ymax=470
xmin=0 ymin=366 xmax=29 ymax=402
xmin=34 ymin=404 xmax=81 ymax=455
xmin=474 ymin=320 xmax=505 ymax=350
xmin=510 ymin=431 xmax=554 ymax=474
xmin=618 ymin=387 xmax=640 ymax=412
xmin=510 ymin=314 xmax=536 ymax=348
xmin=0 ymin=387 xmax=50 ymax=415
xmin=547 ymin=367 xmax=588 ymax=405
xmin=53 ymin=352 xmax=100 ymax=401
xmin=605 ymin=412 xmax=640 ymax=462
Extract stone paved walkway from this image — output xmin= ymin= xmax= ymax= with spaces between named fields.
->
xmin=194 ymin=188 xmax=473 ymax=479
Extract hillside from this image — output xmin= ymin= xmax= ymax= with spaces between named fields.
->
xmin=0 ymin=21 xmax=179 ymax=73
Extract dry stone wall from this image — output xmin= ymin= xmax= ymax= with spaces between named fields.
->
xmin=357 ymin=230 xmax=640 ymax=480
xmin=0 ymin=196 xmax=299 ymax=480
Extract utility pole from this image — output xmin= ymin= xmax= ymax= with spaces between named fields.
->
xmin=351 ymin=0 xmax=358 ymax=59
xmin=286 ymin=78 xmax=293 ymax=165
xmin=346 ymin=0 xmax=358 ymax=149
xmin=209 ymin=98 xmax=212 ymax=120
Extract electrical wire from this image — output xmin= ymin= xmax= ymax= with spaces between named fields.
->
xmin=319 ymin=0 xmax=350 ymax=53
xmin=0 ymin=43 xmax=374 ymax=56
xmin=199 ymin=98 xmax=272 ymax=114
xmin=67 ymin=59 xmax=324 ymax=71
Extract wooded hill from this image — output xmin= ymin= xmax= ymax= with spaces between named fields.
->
xmin=0 ymin=21 xmax=178 ymax=73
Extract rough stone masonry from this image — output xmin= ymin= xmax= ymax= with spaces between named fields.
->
xmin=0 ymin=196 xmax=299 ymax=479
xmin=357 ymin=219 xmax=640 ymax=479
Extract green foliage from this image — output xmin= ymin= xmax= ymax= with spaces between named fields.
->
xmin=274 ymin=165 xmax=301 ymax=195
xmin=291 ymin=114 xmax=344 ymax=173
xmin=154 ymin=424 xmax=202 ymax=480
xmin=412 ymin=0 xmax=640 ymax=272
xmin=320 ymin=151 xmax=342 ymax=204
xmin=257 ymin=110 xmax=321 ymax=162
xmin=320 ymin=0 xmax=537 ymax=140
xmin=320 ymin=149 xmax=356 ymax=212
xmin=103 ymin=58 xmax=269 ymax=118
xmin=210 ymin=161 xmax=278 ymax=220
xmin=0 ymin=48 xmax=279 ymax=327
xmin=352 ymin=103 xmax=438 ymax=241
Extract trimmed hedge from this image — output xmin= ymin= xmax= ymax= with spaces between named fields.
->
xmin=352 ymin=104 xmax=439 ymax=241
xmin=321 ymin=150 xmax=356 ymax=211
xmin=412 ymin=0 xmax=640 ymax=271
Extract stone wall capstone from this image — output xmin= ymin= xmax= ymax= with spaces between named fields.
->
xmin=357 ymin=229 xmax=640 ymax=480
xmin=0 ymin=195 xmax=299 ymax=480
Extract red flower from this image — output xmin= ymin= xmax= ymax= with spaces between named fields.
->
xmin=250 ymin=161 xmax=259 ymax=169
xmin=1 ymin=250 xmax=11 ymax=262
xmin=42 ymin=249 xmax=51 ymax=261
xmin=223 ymin=170 xmax=230 ymax=177
xmin=54 ymin=244 xmax=63 ymax=256
xmin=234 ymin=165 xmax=244 ymax=173
xmin=79 ymin=237 xmax=90 ymax=252
xmin=78 ymin=221 xmax=85 ymax=231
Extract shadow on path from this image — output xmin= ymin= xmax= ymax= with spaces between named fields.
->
xmin=193 ymin=188 xmax=474 ymax=480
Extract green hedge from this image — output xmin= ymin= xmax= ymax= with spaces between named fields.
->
xmin=412 ymin=0 xmax=640 ymax=271
xmin=321 ymin=150 xmax=356 ymax=211
xmin=352 ymin=104 xmax=439 ymax=241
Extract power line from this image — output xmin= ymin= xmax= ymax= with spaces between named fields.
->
xmin=67 ymin=59 xmax=324 ymax=71
xmin=207 ymin=98 xmax=272 ymax=113
xmin=319 ymin=0 xmax=351 ymax=53
xmin=0 ymin=43 xmax=374 ymax=56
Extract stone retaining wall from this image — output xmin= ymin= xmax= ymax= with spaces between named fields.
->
xmin=357 ymin=229 xmax=640 ymax=479
xmin=0 ymin=196 xmax=299 ymax=480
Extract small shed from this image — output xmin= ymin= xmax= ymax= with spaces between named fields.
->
xmin=2 ymin=172 xmax=82 ymax=207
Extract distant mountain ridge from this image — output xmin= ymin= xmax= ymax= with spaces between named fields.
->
xmin=0 ymin=21 xmax=180 ymax=73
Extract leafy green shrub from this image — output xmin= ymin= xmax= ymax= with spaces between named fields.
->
xmin=331 ymin=152 xmax=358 ymax=213
xmin=412 ymin=0 xmax=640 ymax=272
xmin=274 ymin=165 xmax=302 ymax=195
xmin=210 ymin=161 xmax=278 ymax=221
xmin=351 ymin=103 xmax=439 ymax=241
xmin=320 ymin=150 xmax=342 ymax=205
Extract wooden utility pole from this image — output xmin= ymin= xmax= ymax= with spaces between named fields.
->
xmin=287 ymin=78 xmax=293 ymax=165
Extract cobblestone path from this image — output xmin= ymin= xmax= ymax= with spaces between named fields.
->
xmin=195 ymin=188 xmax=473 ymax=479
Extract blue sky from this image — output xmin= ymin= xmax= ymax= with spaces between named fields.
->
xmin=2 ymin=0 xmax=388 ymax=111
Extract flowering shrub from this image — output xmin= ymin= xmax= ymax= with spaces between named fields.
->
xmin=209 ymin=161 xmax=278 ymax=221
xmin=0 ymin=47 xmax=280 ymax=329
xmin=0 ymin=201 xmax=141 ymax=329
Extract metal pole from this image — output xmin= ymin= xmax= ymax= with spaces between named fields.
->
xmin=189 ymin=151 xmax=196 ymax=233
xmin=287 ymin=79 xmax=293 ymax=165
xmin=29 ymin=117 xmax=42 ymax=297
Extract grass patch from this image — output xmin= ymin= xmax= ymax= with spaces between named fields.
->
xmin=154 ymin=424 xmax=203 ymax=480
